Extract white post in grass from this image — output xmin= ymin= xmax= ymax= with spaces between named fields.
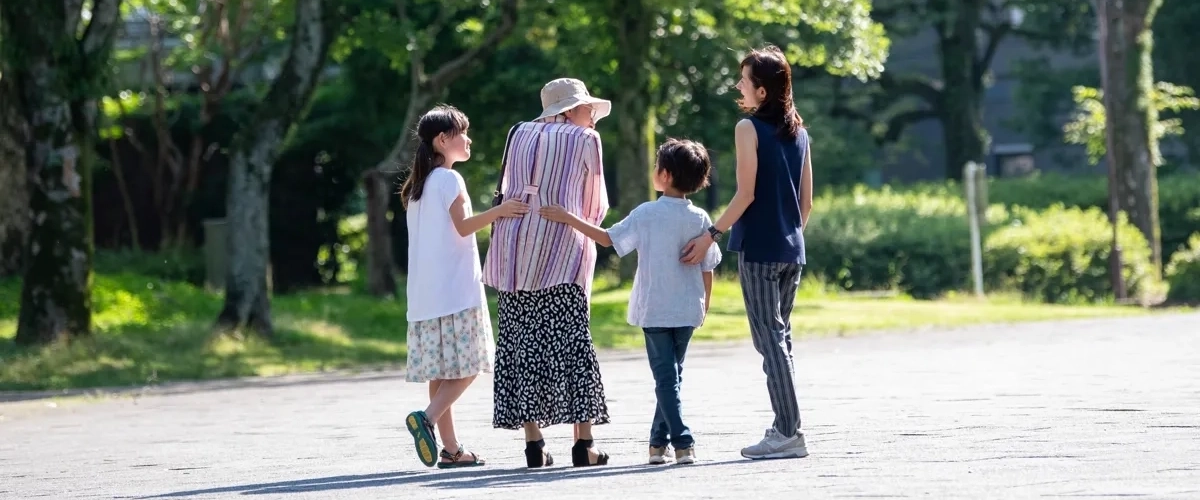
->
xmin=964 ymin=162 xmax=985 ymax=298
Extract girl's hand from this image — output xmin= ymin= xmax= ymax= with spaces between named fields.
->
xmin=494 ymin=199 xmax=530 ymax=218
xmin=539 ymin=205 xmax=574 ymax=224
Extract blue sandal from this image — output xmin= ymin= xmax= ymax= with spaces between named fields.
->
xmin=405 ymin=411 xmax=438 ymax=467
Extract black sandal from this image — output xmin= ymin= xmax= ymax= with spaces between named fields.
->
xmin=571 ymin=439 xmax=609 ymax=467
xmin=436 ymin=444 xmax=485 ymax=469
xmin=525 ymin=439 xmax=554 ymax=468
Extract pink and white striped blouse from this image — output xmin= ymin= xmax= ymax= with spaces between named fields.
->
xmin=482 ymin=118 xmax=609 ymax=297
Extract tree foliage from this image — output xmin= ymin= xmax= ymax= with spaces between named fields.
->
xmin=1064 ymin=83 xmax=1200 ymax=166
xmin=863 ymin=0 xmax=1096 ymax=178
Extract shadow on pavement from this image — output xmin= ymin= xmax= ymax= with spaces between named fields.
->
xmin=0 ymin=370 xmax=409 ymax=404
xmin=136 ymin=460 xmax=745 ymax=497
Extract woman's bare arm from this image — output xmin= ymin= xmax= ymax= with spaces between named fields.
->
xmin=680 ymin=119 xmax=757 ymax=264
xmin=800 ymin=139 xmax=813 ymax=227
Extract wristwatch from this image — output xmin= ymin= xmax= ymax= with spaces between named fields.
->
xmin=707 ymin=226 xmax=723 ymax=242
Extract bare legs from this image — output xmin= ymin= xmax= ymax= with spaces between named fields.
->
xmin=426 ymin=376 xmax=477 ymax=463
xmin=522 ymin=422 xmax=594 ymax=441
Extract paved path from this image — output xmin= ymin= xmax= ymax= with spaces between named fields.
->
xmin=2 ymin=313 xmax=1199 ymax=499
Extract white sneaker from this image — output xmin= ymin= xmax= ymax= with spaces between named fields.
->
xmin=740 ymin=429 xmax=809 ymax=460
xmin=648 ymin=445 xmax=668 ymax=465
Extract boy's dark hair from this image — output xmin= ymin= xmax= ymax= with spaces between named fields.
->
xmin=656 ymin=138 xmax=711 ymax=195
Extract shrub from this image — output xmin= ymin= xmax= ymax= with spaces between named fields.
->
xmin=984 ymin=205 xmax=1160 ymax=304
xmin=875 ymin=172 xmax=1200 ymax=262
xmin=985 ymin=172 xmax=1200 ymax=261
xmin=802 ymin=186 xmax=1007 ymax=298
xmin=316 ymin=214 xmax=367 ymax=284
xmin=1166 ymin=234 xmax=1200 ymax=303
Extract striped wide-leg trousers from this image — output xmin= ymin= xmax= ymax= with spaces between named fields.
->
xmin=737 ymin=253 xmax=804 ymax=437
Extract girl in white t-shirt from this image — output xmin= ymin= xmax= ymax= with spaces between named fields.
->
xmin=399 ymin=105 xmax=529 ymax=469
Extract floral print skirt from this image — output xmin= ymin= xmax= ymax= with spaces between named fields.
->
xmin=405 ymin=303 xmax=495 ymax=383
xmin=492 ymin=283 xmax=610 ymax=429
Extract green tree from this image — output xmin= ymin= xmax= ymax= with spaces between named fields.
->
xmin=562 ymin=0 xmax=889 ymax=280
xmin=214 ymin=0 xmax=341 ymax=335
xmin=116 ymin=0 xmax=284 ymax=249
xmin=1 ymin=0 xmax=124 ymax=345
xmin=871 ymin=0 xmax=1095 ymax=179
xmin=357 ymin=0 xmax=522 ymax=298
xmin=0 ymin=60 xmax=28 ymax=277
xmin=1095 ymin=0 xmax=1165 ymax=273
xmin=1064 ymin=83 xmax=1200 ymax=165
xmin=1152 ymin=0 xmax=1200 ymax=163
xmin=1006 ymin=58 xmax=1100 ymax=150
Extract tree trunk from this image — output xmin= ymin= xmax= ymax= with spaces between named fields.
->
xmin=1097 ymin=0 xmax=1164 ymax=273
xmin=107 ymin=137 xmax=141 ymax=250
xmin=17 ymin=105 xmax=94 ymax=345
xmin=363 ymin=95 xmax=423 ymax=297
xmin=361 ymin=0 xmax=519 ymax=296
xmin=937 ymin=0 xmax=988 ymax=181
xmin=0 ymin=75 xmax=29 ymax=277
xmin=612 ymin=0 xmax=653 ymax=282
xmin=364 ymin=169 xmax=397 ymax=297
xmin=215 ymin=0 xmax=336 ymax=335
xmin=3 ymin=0 xmax=122 ymax=345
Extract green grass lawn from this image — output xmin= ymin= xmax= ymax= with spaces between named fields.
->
xmin=0 ymin=273 xmax=1153 ymax=391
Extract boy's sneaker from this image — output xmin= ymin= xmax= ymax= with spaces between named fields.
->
xmin=674 ymin=447 xmax=696 ymax=465
xmin=648 ymin=445 xmax=668 ymax=465
xmin=740 ymin=429 xmax=808 ymax=460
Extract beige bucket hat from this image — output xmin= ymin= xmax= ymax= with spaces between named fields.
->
xmin=535 ymin=78 xmax=612 ymax=122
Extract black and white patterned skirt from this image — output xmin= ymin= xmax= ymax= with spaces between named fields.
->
xmin=492 ymin=283 xmax=610 ymax=429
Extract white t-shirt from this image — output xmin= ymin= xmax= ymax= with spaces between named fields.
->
xmin=406 ymin=168 xmax=485 ymax=322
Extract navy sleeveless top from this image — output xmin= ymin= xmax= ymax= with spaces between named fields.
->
xmin=727 ymin=116 xmax=808 ymax=265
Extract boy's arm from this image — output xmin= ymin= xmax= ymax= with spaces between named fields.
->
xmin=540 ymin=205 xmax=614 ymax=247
xmin=702 ymin=270 xmax=713 ymax=324
xmin=564 ymin=213 xmax=614 ymax=247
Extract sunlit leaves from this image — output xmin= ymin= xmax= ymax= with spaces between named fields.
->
xmin=724 ymin=0 xmax=889 ymax=81
xmin=1064 ymin=83 xmax=1200 ymax=165
xmin=98 ymin=90 xmax=145 ymax=139
xmin=1063 ymin=85 xmax=1107 ymax=165
xmin=116 ymin=0 xmax=287 ymax=92
xmin=340 ymin=0 xmax=512 ymax=74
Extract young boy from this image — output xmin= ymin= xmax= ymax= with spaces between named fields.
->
xmin=540 ymin=138 xmax=722 ymax=465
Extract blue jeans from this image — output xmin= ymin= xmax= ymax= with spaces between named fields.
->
xmin=643 ymin=326 xmax=695 ymax=449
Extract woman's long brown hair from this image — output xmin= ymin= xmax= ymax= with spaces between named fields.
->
xmin=740 ymin=45 xmax=804 ymax=140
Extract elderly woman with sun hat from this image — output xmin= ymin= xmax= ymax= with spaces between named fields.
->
xmin=482 ymin=78 xmax=613 ymax=469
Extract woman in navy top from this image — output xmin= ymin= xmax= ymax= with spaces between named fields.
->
xmin=681 ymin=45 xmax=814 ymax=460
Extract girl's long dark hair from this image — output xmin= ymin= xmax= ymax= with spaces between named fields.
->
xmin=399 ymin=105 xmax=470 ymax=209
xmin=740 ymin=45 xmax=804 ymax=140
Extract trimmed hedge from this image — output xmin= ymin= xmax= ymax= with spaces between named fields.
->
xmin=1166 ymin=234 xmax=1200 ymax=303
xmin=799 ymin=188 xmax=1160 ymax=302
xmin=984 ymin=206 xmax=1160 ymax=304
xmin=889 ymin=172 xmax=1200 ymax=261
xmin=801 ymin=186 xmax=1000 ymax=298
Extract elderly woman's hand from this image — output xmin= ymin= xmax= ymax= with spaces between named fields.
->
xmin=538 ymin=205 xmax=575 ymax=224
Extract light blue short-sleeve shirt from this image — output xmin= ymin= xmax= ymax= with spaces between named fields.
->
xmin=606 ymin=197 xmax=722 ymax=328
